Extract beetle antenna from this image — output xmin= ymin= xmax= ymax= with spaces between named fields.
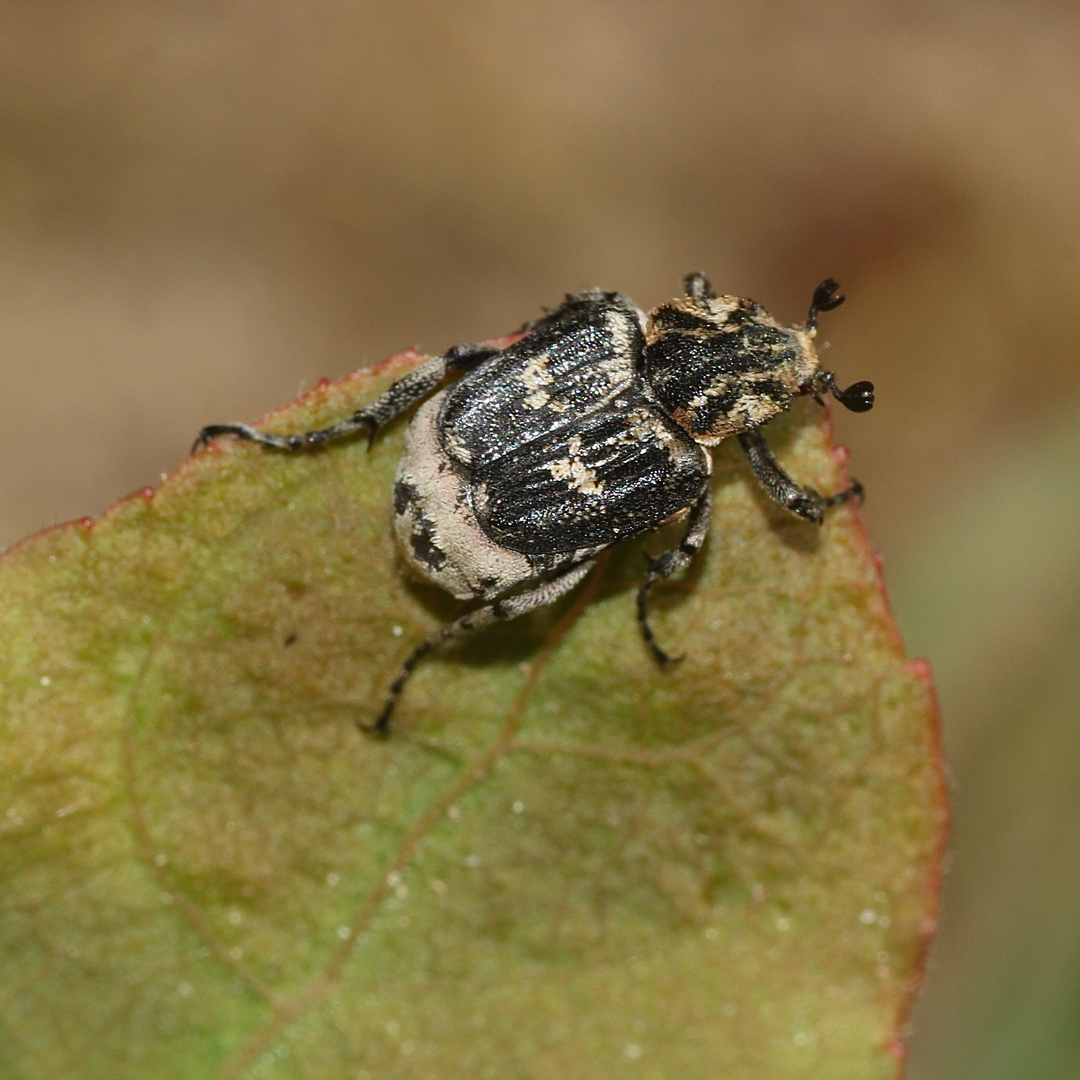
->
xmin=833 ymin=378 xmax=874 ymax=412
xmin=806 ymin=278 xmax=845 ymax=332
xmin=808 ymin=371 xmax=874 ymax=412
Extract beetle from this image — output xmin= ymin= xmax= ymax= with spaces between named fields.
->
xmin=194 ymin=273 xmax=873 ymax=735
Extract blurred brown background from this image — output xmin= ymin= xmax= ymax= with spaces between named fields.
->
xmin=1 ymin=2 xmax=1078 ymax=1076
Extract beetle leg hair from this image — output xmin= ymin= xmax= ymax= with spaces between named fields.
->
xmin=738 ymin=428 xmax=863 ymax=524
xmin=192 ymin=341 xmax=506 ymax=455
xmin=637 ymin=487 xmax=712 ymax=666
xmin=365 ymin=558 xmax=598 ymax=737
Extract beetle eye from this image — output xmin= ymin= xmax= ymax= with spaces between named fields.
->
xmin=835 ymin=380 xmax=875 ymax=412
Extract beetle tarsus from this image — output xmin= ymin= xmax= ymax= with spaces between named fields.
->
xmin=822 ymin=480 xmax=864 ymax=508
xmin=191 ymin=423 xmax=296 ymax=454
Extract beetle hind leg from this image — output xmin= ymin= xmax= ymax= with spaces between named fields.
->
xmin=192 ymin=340 xmax=506 ymax=455
xmin=637 ymin=488 xmax=712 ymax=666
xmin=365 ymin=558 xmax=598 ymax=737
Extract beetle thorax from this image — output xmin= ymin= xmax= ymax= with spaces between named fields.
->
xmin=643 ymin=294 xmax=818 ymax=445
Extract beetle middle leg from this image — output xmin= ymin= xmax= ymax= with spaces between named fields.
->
xmin=192 ymin=340 xmax=505 ymax=453
xmin=367 ymin=557 xmax=598 ymax=737
xmin=738 ymin=428 xmax=863 ymax=524
xmin=637 ymin=488 xmax=712 ymax=666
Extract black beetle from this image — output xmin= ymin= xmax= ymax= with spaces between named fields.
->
xmin=195 ymin=274 xmax=873 ymax=734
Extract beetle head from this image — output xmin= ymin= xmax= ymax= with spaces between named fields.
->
xmin=644 ymin=274 xmax=873 ymax=443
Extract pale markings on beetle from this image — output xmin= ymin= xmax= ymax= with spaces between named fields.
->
xmin=547 ymin=435 xmax=604 ymax=496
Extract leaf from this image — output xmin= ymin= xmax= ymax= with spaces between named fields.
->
xmin=0 ymin=350 xmax=944 ymax=1080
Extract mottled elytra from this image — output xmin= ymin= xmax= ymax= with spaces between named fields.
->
xmin=194 ymin=274 xmax=874 ymax=735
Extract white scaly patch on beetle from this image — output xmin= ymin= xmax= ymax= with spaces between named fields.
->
xmin=546 ymin=435 xmax=604 ymax=495
xmin=394 ymin=393 xmax=534 ymax=600
xmin=610 ymin=406 xmax=693 ymax=466
xmin=519 ymin=354 xmax=555 ymax=392
xmin=642 ymin=295 xmax=742 ymax=344
xmin=604 ymin=308 xmax=640 ymax=364
xmin=519 ymin=353 xmax=556 ymax=410
xmin=594 ymin=310 xmax=642 ymax=391
xmin=689 ymin=365 xmax=796 ymax=416
xmin=734 ymin=391 xmax=782 ymax=426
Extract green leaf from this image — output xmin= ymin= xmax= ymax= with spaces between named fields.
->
xmin=0 ymin=351 xmax=944 ymax=1079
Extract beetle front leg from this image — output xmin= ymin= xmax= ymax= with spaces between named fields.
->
xmin=637 ymin=487 xmax=711 ymax=666
xmin=738 ymin=428 xmax=863 ymax=524
xmin=367 ymin=557 xmax=598 ymax=737
xmin=192 ymin=340 xmax=505 ymax=454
